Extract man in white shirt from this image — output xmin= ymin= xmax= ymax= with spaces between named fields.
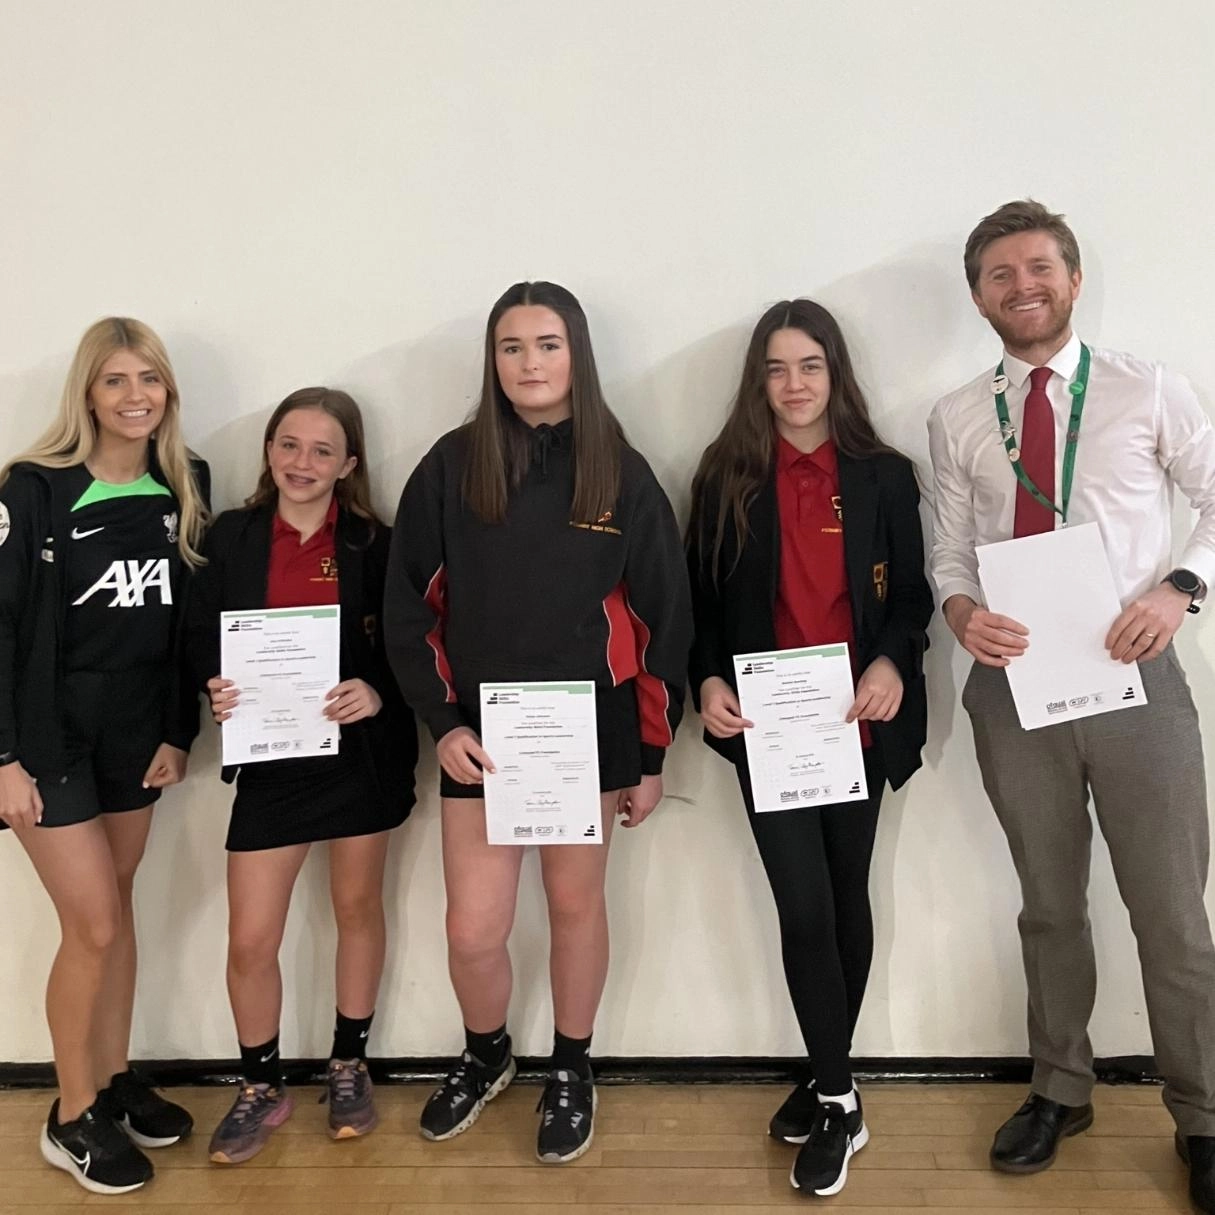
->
xmin=928 ymin=199 xmax=1215 ymax=1212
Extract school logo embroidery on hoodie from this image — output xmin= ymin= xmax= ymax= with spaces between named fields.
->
xmin=73 ymin=559 xmax=173 ymax=607
xmin=570 ymin=509 xmax=622 ymax=536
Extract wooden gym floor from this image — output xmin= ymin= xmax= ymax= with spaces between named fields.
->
xmin=0 ymin=1080 xmax=1195 ymax=1213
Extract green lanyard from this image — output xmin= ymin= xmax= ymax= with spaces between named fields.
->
xmin=992 ymin=343 xmax=1091 ymax=525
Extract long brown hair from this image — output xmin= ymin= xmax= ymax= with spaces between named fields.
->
xmin=1 ymin=317 xmax=208 ymax=566
xmin=689 ymin=299 xmax=895 ymax=582
xmin=461 ymin=281 xmax=626 ymax=524
xmin=246 ymin=387 xmax=380 ymax=528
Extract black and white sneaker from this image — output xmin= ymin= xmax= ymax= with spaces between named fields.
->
xmin=769 ymin=1080 xmax=818 ymax=1144
xmin=536 ymin=1068 xmax=597 ymax=1164
xmin=101 ymin=1068 xmax=194 ymax=1147
xmin=40 ymin=1097 xmax=154 ymax=1195
xmin=419 ymin=1042 xmax=516 ymax=1141
xmin=790 ymin=1094 xmax=868 ymax=1196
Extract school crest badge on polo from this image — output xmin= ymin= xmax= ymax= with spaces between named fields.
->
xmin=873 ymin=561 xmax=888 ymax=601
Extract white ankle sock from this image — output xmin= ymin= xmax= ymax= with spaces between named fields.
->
xmin=818 ymin=1087 xmax=859 ymax=1115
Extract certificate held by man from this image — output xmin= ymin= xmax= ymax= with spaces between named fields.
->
xmin=976 ymin=522 xmax=1147 ymax=730
xmin=220 ymin=606 xmax=342 ymax=764
xmin=733 ymin=644 xmax=868 ymax=814
xmin=480 ymin=681 xmax=602 ymax=845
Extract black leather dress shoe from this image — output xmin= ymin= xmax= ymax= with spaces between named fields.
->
xmin=989 ymin=1093 xmax=1093 ymax=1173
xmin=1175 ymin=1132 xmax=1215 ymax=1213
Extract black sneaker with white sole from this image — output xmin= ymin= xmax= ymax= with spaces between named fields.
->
xmin=101 ymin=1068 xmax=194 ymax=1147
xmin=536 ymin=1068 xmax=596 ymax=1164
xmin=40 ymin=1097 xmax=154 ymax=1195
xmin=419 ymin=1042 xmax=516 ymax=1141
xmin=769 ymin=1081 xmax=818 ymax=1144
xmin=790 ymin=1094 xmax=868 ymax=1196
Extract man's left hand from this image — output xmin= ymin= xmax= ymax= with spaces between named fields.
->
xmin=1105 ymin=583 xmax=1193 ymax=663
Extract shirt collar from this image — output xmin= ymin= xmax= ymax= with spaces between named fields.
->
xmin=273 ymin=494 xmax=339 ymax=541
xmin=1002 ymin=331 xmax=1083 ymax=391
xmin=777 ymin=433 xmax=836 ymax=475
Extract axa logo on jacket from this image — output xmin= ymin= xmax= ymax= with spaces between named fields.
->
xmin=72 ymin=558 xmax=173 ymax=607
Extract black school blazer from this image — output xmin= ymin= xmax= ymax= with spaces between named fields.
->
xmin=687 ymin=450 xmax=933 ymax=791
xmin=185 ymin=503 xmax=417 ymax=812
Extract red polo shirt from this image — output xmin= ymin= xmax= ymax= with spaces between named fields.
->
xmin=772 ymin=435 xmax=870 ymax=747
xmin=266 ymin=497 xmax=340 ymax=609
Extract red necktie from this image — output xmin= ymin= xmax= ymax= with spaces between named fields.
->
xmin=1013 ymin=366 xmax=1056 ymax=538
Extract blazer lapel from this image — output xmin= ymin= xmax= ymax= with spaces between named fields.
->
xmin=839 ymin=454 xmax=878 ymax=632
xmin=755 ymin=470 xmax=780 ymax=608
xmin=236 ymin=506 xmax=274 ymax=610
xmin=335 ymin=510 xmax=367 ymax=679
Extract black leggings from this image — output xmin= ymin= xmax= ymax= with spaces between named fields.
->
xmin=738 ymin=746 xmax=885 ymax=1095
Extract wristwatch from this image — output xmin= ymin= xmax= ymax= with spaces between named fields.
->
xmin=0 ymin=751 xmax=19 ymax=768
xmin=1164 ymin=568 xmax=1205 ymax=614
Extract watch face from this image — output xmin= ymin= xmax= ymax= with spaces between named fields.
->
xmin=1172 ymin=569 xmax=1202 ymax=594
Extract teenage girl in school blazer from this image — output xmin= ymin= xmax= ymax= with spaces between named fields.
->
xmin=687 ymin=299 xmax=932 ymax=1199
xmin=188 ymin=388 xmax=415 ymax=1164
xmin=385 ymin=281 xmax=692 ymax=1165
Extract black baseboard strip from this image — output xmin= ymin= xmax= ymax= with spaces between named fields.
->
xmin=0 ymin=1054 xmax=1160 ymax=1091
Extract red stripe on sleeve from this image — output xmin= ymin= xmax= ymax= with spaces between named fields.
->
xmin=423 ymin=564 xmax=457 ymax=703
xmin=625 ymin=594 xmax=673 ymax=748
xmin=602 ymin=583 xmax=638 ymax=686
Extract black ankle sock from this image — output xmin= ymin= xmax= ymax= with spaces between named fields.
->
xmin=239 ymin=1034 xmax=282 ymax=1087
xmin=332 ymin=1010 xmax=374 ymax=1061
xmin=465 ymin=1025 xmax=509 ymax=1067
xmin=552 ymin=1029 xmax=593 ymax=1078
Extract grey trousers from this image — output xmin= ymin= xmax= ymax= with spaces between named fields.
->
xmin=963 ymin=646 xmax=1215 ymax=1134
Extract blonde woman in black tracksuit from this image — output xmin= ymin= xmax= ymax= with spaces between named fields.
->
xmin=385 ymin=281 xmax=692 ymax=1164
xmin=0 ymin=318 xmax=208 ymax=1196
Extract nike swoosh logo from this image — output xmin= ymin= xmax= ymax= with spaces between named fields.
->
xmin=359 ymin=1030 xmax=369 ymax=1038
xmin=259 ymin=1052 xmax=276 ymax=1063
xmin=55 ymin=1137 xmax=90 ymax=1170
xmin=71 ymin=526 xmax=104 ymax=539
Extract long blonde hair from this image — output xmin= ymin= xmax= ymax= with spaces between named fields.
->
xmin=1 ymin=317 xmax=207 ymax=565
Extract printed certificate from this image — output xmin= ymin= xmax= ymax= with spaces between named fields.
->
xmin=480 ymin=681 xmax=602 ymax=845
xmin=977 ymin=522 xmax=1146 ymax=730
xmin=733 ymin=644 xmax=868 ymax=814
xmin=220 ymin=606 xmax=341 ymax=765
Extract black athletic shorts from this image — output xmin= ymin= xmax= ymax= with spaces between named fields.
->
xmin=440 ymin=678 xmax=642 ymax=800
xmin=32 ymin=666 xmax=167 ymax=828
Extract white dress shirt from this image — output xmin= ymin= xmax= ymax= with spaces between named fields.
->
xmin=928 ymin=331 xmax=1215 ymax=608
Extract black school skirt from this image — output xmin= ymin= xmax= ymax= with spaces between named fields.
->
xmin=440 ymin=678 xmax=643 ymax=800
xmin=228 ymin=748 xmax=408 ymax=852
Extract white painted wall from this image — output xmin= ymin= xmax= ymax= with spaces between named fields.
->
xmin=2 ymin=0 xmax=1213 ymax=1064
